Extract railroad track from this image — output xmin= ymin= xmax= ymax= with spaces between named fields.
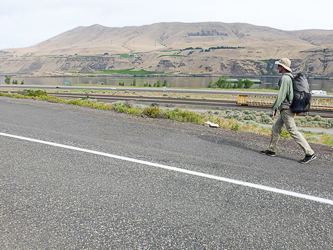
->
xmin=51 ymin=93 xmax=333 ymax=118
xmin=4 ymin=91 xmax=333 ymax=118
xmin=53 ymin=93 xmax=240 ymax=107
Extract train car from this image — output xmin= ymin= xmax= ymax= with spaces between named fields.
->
xmin=237 ymin=94 xmax=333 ymax=110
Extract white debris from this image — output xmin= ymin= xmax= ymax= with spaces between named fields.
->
xmin=204 ymin=121 xmax=220 ymax=128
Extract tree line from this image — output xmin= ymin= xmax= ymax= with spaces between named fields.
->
xmin=207 ymin=76 xmax=254 ymax=89
xmin=4 ymin=76 xmax=24 ymax=85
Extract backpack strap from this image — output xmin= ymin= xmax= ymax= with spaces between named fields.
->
xmin=285 ymin=73 xmax=294 ymax=103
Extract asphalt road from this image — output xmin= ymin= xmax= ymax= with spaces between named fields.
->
xmin=1 ymin=96 xmax=332 ymax=249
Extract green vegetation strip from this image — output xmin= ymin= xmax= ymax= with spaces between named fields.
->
xmin=97 ymin=69 xmax=167 ymax=75
xmin=157 ymin=55 xmax=187 ymax=58
xmin=117 ymin=54 xmax=134 ymax=58
xmin=68 ymin=68 xmax=168 ymax=75
xmin=1 ymin=90 xmax=332 ymax=147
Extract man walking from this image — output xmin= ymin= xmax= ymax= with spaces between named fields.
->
xmin=261 ymin=58 xmax=317 ymax=164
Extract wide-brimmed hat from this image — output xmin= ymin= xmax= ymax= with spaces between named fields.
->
xmin=275 ymin=58 xmax=292 ymax=72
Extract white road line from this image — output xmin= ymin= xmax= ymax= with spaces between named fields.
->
xmin=1 ymin=131 xmax=332 ymax=206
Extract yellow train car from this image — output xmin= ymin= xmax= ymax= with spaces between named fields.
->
xmin=237 ymin=94 xmax=333 ymax=110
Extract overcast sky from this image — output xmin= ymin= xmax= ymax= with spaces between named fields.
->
xmin=1 ymin=0 xmax=332 ymax=50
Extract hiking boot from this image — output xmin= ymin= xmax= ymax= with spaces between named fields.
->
xmin=260 ymin=150 xmax=276 ymax=157
xmin=299 ymin=154 xmax=317 ymax=164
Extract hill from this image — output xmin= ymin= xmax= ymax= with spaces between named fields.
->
xmin=1 ymin=22 xmax=333 ymax=77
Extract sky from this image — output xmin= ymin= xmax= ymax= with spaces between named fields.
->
xmin=1 ymin=0 xmax=332 ymax=50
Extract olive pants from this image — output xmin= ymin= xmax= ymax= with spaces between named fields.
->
xmin=268 ymin=109 xmax=314 ymax=156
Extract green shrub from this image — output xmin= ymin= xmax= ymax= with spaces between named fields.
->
xmin=133 ymin=104 xmax=146 ymax=110
xmin=114 ymin=103 xmax=127 ymax=113
xmin=25 ymin=89 xmax=48 ymax=97
xmin=215 ymin=76 xmax=230 ymax=88
xmin=323 ymin=137 xmax=333 ymax=146
xmin=244 ymin=121 xmax=259 ymax=127
xmin=11 ymin=93 xmax=22 ymax=98
xmin=164 ymin=108 xmax=206 ymax=124
xmin=144 ymin=106 xmax=161 ymax=118
xmin=311 ymin=121 xmax=320 ymax=127
xmin=207 ymin=80 xmax=215 ymax=88
xmin=5 ymin=76 xmax=11 ymax=84
xmin=67 ymin=99 xmax=84 ymax=105
xmin=37 ymin=95 xmax=52 ymax=101
xmin=243 ymin=79 xmax=254 ymax=89
xmin=237 ymin=79 xmax=244 ymax=88
xmin=249 ymin=114 xmax=257 ymax=120
xmin=307 ymin=135 xmax=321 ymax=142
xmin=304 ymin=115 xmax=313 ymax=122
xmin=127 ymin=108 xmax=141 ymax=115
xmin=231 ymin=124 xmax=239 ymax=131
xmin=280 ymin=129 xmax=291 ymax=138
xmin=300 ymin=119 xmax=307 ymax=125
xmin=322 ymin=118 xmax=333 ymax=128
xmin=93 ymin=102 xmax=112 ymax=110
xmin=153 ymin=80 xmax=161 ymax=87
xmin=314 ymin=115 xmax=322 ymax=121
xmin=260 ymin=115 xmax=272 ymax=124
xmin=111 ymin=101 xmax=141 ymax=114
xmin=111 ymin=101 xmax=123 ymax=106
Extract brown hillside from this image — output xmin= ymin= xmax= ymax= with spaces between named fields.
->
xmin=1 ymin=22 xmax=333 ymax=76
xmin=291 ymin=30 xmax=333 ymax=46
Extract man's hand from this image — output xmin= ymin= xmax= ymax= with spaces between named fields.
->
xmin=269 ymin=110 xmax=276 ymax=118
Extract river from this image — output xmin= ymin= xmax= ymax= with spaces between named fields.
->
xmin=0 ymin=75 xmax=332 ymax=91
